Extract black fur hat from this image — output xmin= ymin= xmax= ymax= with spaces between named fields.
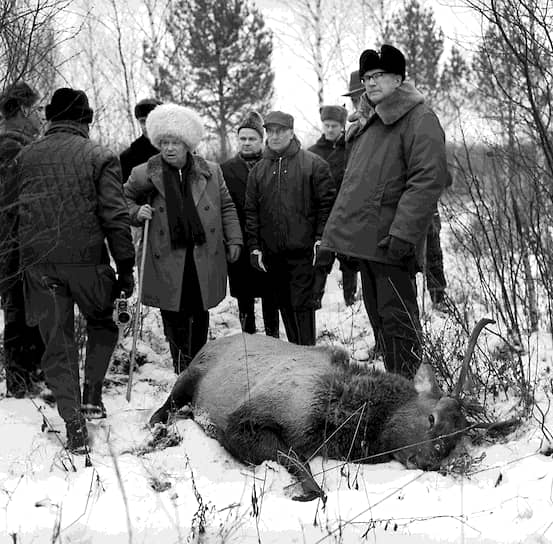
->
xmin=238 ymin=111 xmax=264 ymax=138
xmin=45 ymin=88 xmax=93 ymax=124
xmin=134 ymin=98 xmax=161 ymax=119
xmin=0 ymin=82 xmax=39 ymax=119
xmin=359 ymin=44 xmax=406 ymax=81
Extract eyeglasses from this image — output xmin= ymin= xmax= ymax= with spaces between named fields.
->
xmin=361 ymin=71 xmax=388 ymax=84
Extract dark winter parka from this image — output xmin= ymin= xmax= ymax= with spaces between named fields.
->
xmin=0 ymin=119 xmax=35 ymax=294
xmin=119 ymin=134 xmax=159 ymax=183
xmin=244 ymin=136 xmax=335 ymax=255
xmin=14 ymin=121 xmax=135 ymax=271
xmin=308 ymin=134 xmax=346 ymax=191
xmin=321 ymin=82 xmax=449 ymax=267
xmin=124 ymin=153 xmax=242 ymax=312
xmin=221 ymin=153 xmax=268 ymax=298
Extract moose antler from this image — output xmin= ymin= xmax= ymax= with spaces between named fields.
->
xmin=454 ymin=317 xmax=496 ymax=399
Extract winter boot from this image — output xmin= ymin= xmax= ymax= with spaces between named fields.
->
xmin=81 ymin=382 xmax=107 ymax=419
xmin=66 ymin=416 xmax=89 ymax=454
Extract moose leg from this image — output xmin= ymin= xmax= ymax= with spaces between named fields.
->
xmin=149 ymin=366 xmax=202 ymax=426
xmin=224 ymin=404 xmax=325 ymax=502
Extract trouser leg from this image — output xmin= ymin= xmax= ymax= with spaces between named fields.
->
xmin=25 ymin=268 xmax=82 ymax=423
xmin=338 ymin=255 xmax=359 ymax=307
xmin=426 ymin=212 xmax=446 ymax=304
xmin=360 ymin=260 xmax=421 ymax=377
xmin=237 ymin=296 xmax=256 ymax=334
xmin=294 ymin=310 xmax=316 ymax=346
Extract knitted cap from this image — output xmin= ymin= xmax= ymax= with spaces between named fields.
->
xmin=359 ymin=44 xmax=406 ymax=81
xmin=238 ymin=111 xmax=264 ymax=138
xmin=320 ymin=105 xmax=348 ymax=125
xmin=134 ymin=98 xmax=161 ymax=119
xmin=146 ymin=103 xmax=205 ymax=150
xmin=0 ymin=82 xmax=39 ymax=119
xmin=45 ymin=88 xmax=93 ymax=124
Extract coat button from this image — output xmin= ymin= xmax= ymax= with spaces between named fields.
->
xmin=204 ymin=205 xmax=210 ymax=211
xmin=159 ymin=229 xmax=164 ymax=236
xmin=210 ymin=227 xmax=215 ymax=233
xmin=159 ymin=206 xmax=164 ymax=212
xmin=154 ymin=253 xmax=160 ymax=259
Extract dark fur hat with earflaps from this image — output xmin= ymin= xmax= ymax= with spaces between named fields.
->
xmin=238 ymin=111 xmax=264 ymax=138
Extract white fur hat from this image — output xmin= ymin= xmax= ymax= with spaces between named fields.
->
xmin=146 ymin=103 xmax=205 ymax=151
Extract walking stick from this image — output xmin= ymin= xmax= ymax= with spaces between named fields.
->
xmin=126 ymin=218 xmax=150 ymax=402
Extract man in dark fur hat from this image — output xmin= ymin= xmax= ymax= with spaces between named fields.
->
xmin=320 ymin=45 xmax=449 ymax=378
xmin=0 ymin=81 xmax=45 ymax=398
xmin=119 ymin=98 xmax=161 ymax=182
xmin=221 ymin=112 xmax=280 ymax=337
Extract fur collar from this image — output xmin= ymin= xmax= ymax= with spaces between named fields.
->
xmin=374 ymin=81 xmax=424 ymax=125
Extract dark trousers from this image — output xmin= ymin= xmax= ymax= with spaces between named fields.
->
xmin=161 ymin=247 xmax=209 ymax=374
xmin=265 ymin=249 xmax=316 ymax=346
xmin=359 ymin=260 xmax=421 ymax=378
xmin=426 ymin=212 xmax=446 ymax=304
xmin=2 ymin=280 xmax=44 ymax=397
xmin=237 ymin=293 xmax=280 ymax=338
xmin=313 ymin=253 xmax=359 ymax=307
xmin=24 ymin=264 xmax=118 ymax=423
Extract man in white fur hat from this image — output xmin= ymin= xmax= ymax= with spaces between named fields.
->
xmin=124 ymin=104 xmax=243 ymax=373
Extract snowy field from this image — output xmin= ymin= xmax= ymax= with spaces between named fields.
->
xmin=1 ymin=265 xmax=552 ymax=544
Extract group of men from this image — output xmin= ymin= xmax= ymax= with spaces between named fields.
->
xmin=0 ymin=43 xmax=449 ymax=453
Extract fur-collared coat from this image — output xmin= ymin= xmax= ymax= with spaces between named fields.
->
xmin=124 ymin=153 xmax=242 ymax=311
xmin=321 ymin=81 xmax=449 ymax=267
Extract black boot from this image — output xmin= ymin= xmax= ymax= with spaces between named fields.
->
xmin=82 ymin=381 xmax=107 ymax=419
xmin=66 ymin=416 xmax=89 ymax=454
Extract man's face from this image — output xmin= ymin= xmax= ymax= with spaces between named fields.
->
xmin=361 ymin=70 xmax=402 ymax=104
xmin=322 ymin=120 xmax=343 ymax=142
xmin=238 ymin=127 xmax=263 ymax=156
xmin=138 ymin=116 xmax=148 ymax=137
xmin=22 ymin=104 xmax=44 ymax=135
xmin=266 ymin=124 xmax=293 ymax=153
xmin=159 ymin=136 xmax=188 ymax=168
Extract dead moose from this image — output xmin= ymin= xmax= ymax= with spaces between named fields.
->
xmin=149 ymin=318 xmax=494 ymax=501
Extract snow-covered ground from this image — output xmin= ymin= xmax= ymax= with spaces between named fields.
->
xmin=1 ymin=267 xmax=552 ymax=544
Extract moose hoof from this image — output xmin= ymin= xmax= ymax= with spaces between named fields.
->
xmin=292 ymin=489 xmax=327 ymax=503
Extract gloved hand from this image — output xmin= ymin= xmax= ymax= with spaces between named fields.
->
xmin=377 ymin=235 xmax=415 ymax=262
xmin=116 ymin=268 xmax=135 ymax=298
xmin=226 ymin=244 xmax=241 ymax=263
xmin=250 ymin=249 xmax=267 ymax=272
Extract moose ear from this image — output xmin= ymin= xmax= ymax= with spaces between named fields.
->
xmin=414 ymin=363 xmax=443 ymax=398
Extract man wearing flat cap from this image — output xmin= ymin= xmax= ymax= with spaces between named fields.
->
xmin=119 ymin=98 xmax=161 ymax=182
xmin=10 ymin=87 xmax=136 ymax=453
xmin=309 ymin=105 xmax=359 ymax=308
xmin=320 ymin=44 xmax=449 ymax=378
xmin=221 ymin=111 xmax=280 ymax=338
xmin=0 ymin=81 xmax=45 ymax=398
xmin=244 ymin=110 xmax=335 ymax=346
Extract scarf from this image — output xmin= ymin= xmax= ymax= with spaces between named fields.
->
xmin=239 ymin=150 xmax=262 ymax=171
xmin=162 ymin=156 xmax=206 ymax=249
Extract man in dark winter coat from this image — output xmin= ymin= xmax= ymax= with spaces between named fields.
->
xmin=119 ymin=98 xmax=161 ymax=182
xmin=0 ymin=81 xmax=45 ymax=398
xmin=245 ymin=111 xmax=335 ymax=346
xmin=221 ymin=112 xmax=279 ymax=337
xmin=309 ymin=105 xmax=359 ymax=307
xmin=320 ymin=45 xmax=449 ymax=378
xmin=10 ymin=88 xmax=136 ymax=453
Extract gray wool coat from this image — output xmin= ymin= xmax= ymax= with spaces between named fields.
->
xmin=124 ymin=153 xmax=242 ymax=312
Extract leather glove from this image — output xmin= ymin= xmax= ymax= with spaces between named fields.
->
xmin=226 ymin=244 xmax=241 ymax=263
xmin=377 ymin=235 xmax=415 ymax=261
xmin=116 ymin=262 xmax=135 ymax=298
xmin=250 ymin=249 xmax=267 ymax=272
